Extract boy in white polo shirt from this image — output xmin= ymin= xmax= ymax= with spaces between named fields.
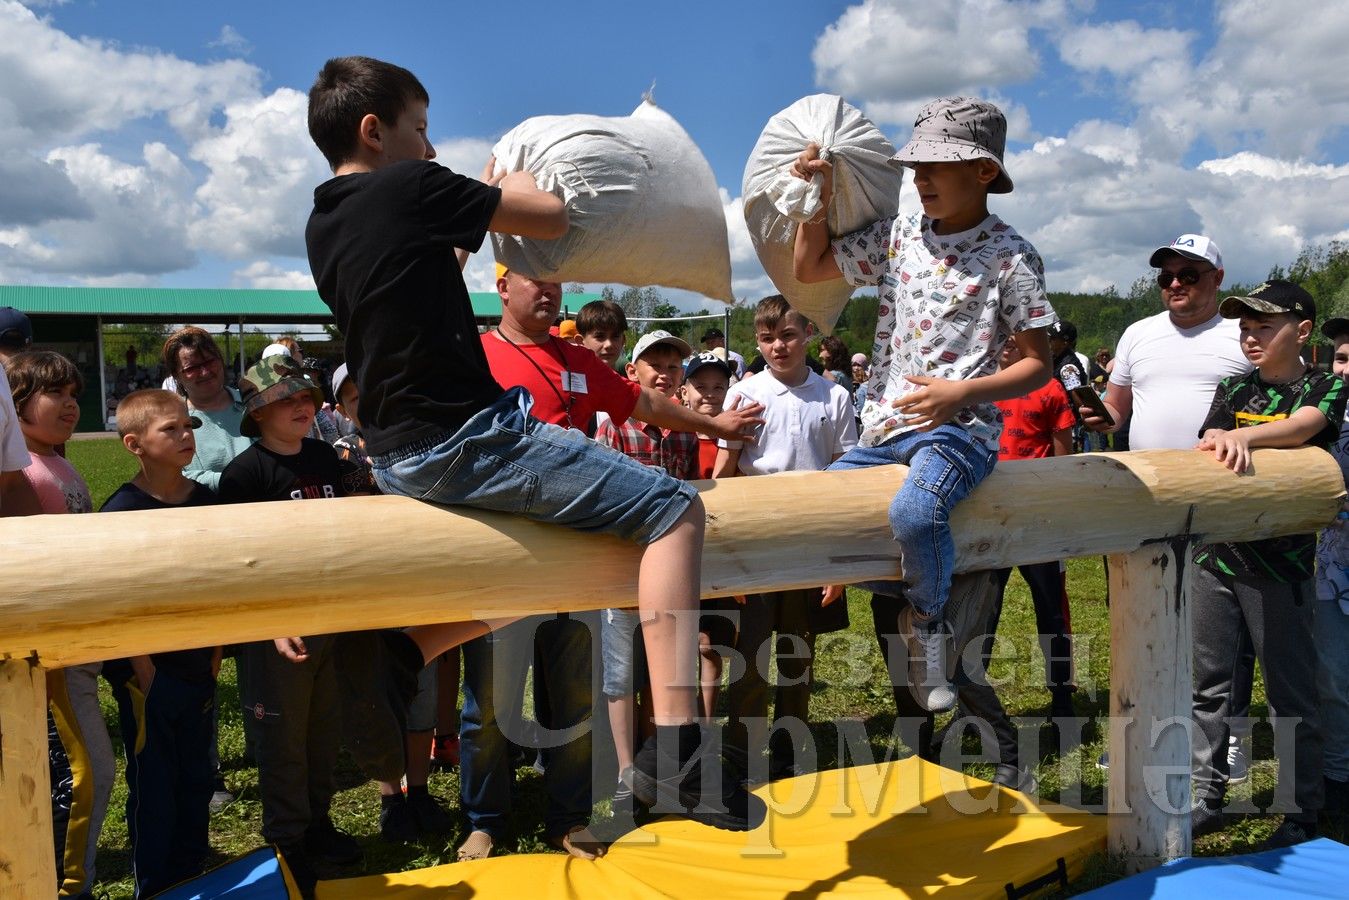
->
xmin=714 ymin=294 xmax=857 ymax=779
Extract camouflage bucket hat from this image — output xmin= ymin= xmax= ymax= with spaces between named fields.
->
xmin=892 ymin=97 xmax=1014 ymax=194
xmin=238 ymin=357 xmax=324 ymax=437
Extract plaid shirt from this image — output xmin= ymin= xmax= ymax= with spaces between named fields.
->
xmin=596 ymin=415 xmax=699 ymax=480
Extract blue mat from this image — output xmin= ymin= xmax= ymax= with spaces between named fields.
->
xmin=1081 ymin=837 xmax=1349 ymax=898
xmin=156 ymin=846 xmax=298 ymax=899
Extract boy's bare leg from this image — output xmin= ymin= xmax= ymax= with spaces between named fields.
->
xmin=638 ymin=502 xmax=703 ymax=723
xmin=698 ymin=635 xmax=722 ymax=721
xmin=608 ymin=695 xmax=638 ymax=777
xmin=406 ymin=618 xmax=520 ymax=664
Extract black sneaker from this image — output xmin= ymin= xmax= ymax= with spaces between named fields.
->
xmin=992 ymin=764 xmax=1038 ymax=794
xmin=277 ymin=842 xmax=318 ymax=899
xmin=379 ymin=796 xmax=419 ymax=843
xmin=305 ymin=816 xmax=363 ymax=866
xmin=1190 ymin=799 xmax=1225 ymax=839
xmin=629 ymin=724 xmax=766 ymax=832
xmin=1261 ymin=818 xmax=1316 ymax=850
xmin=406 ymin=788 xmax=454 ymax=835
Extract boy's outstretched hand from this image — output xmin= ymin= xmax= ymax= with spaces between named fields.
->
xmin=705 ymin=396 xmax=766 ymax=444
xmin=273 ymin=636 xmax=309 ymax=663
xmin=895 ymin=375 xmax=970 ymax=431
xmin=821 ymin=584 xmax=844 ymax=607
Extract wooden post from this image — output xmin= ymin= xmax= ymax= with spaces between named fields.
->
xmin=1106 ymin=540 xmax=1194 ymax=870
xmin=0 ymin=657 xmax=54 ymax=898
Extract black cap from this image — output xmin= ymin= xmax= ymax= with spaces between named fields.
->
xmin=1049 ymin=320 xmax=1077 ymax=343
xmin=1322 ymin=318 xmax=1349 ymax=341
xmin=0 ymin=307 xmax=32 ymax=349
xmin=701 ymin=327 xmax=724 ymax=342
xmin=1218 ymin=279 xmax=1316 ymax=322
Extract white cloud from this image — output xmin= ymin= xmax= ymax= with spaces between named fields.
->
xmin=1057 ymin=21 xmax=1193 ymax=77
xmin=188 ymin=88 xmax=329 ymax=259
xmin=232 ymin=261 xmax=315 ymax=290
xmin=432 ymin=137 xmax=496 ymax=179
xmin=812 ymin=0 xmax=1063 ymax=125
xmin=209 ymin=24 xmax=251 ymax=56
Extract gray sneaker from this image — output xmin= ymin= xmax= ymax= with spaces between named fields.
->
xmin=899 ymin=605 xmax=956 ymax=712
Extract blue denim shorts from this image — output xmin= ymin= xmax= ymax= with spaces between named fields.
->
xmin=601 ymin=607 xmax=648 ymax=698
xmin=372 ymin=387 xmax=698 ymax=545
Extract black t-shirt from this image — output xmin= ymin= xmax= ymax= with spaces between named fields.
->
xmin=1194 ymin=366 xmax=1347 ymax=581
xmin=218 ymin=439 xmax=350 ymax=504
xmin=100 ymin=480 xmax=220 ymax=684
xmin=305 ymin=160 xmax=505 ymax=455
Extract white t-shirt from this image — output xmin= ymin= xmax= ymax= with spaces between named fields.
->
xmin=1109 ymin=311 xmax=1251 ymax=450
xmin=719 ymin=368 xmax=857 ymax=474
xmin=832 ymin=212 xmax=1056 ymax=452
xmin=0 ymin=359 xmax=31 ymax=473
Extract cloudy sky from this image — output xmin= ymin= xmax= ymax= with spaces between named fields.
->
xmin=1 ymin=0 xmax=1346 ymax=309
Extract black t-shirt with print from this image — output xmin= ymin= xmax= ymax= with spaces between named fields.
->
xmin=1194 ymin=366 xmax=1347 ymax=581
xmin=305 ymin=160 xmax=505 ymax=456
xmin=100 ymin=480 xmax=220 ymax=684
xmin=218 ymin=439 xmax=351 ymax=504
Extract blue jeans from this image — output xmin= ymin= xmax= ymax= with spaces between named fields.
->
xmin=827 ymin=426 xmax=996 ymax=618
xmin=372 ymin=387 xmax=696 ymax=544
xmin=460 ymin=614 xmax=595 ymax=839
xmin=1316 ymin=599 xmax=1349 ymax=782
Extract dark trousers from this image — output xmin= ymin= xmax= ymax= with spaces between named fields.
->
xmin=992 ymin=563 xmax=1075 ymax=696
xmin=1191 ymin=566 xmax=1322 ymax=820
xmin=110 ymin=671 xmax=215 ymax=897
xmin=725 ymin=589 xmax=828 ymax=777
xmin=871 ymin=589 xmax=1019 ymax=768
xmin=237 ymin=635 xmax=340 ymax=846
xmin=459 ymin=614 xmax=594 ymax=839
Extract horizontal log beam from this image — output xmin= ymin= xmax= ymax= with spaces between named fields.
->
xmin=1 ymin=447 xmax=1341 ymax=668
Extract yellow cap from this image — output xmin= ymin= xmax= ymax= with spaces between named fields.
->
xmin=558 ymin=320 xmax=578 ymax=339
xmin=495 ymin=262 xmax=509 ymax=280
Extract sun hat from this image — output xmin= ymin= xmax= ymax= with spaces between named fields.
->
xmin=892 ymin=97 xmax=1013 ymax=193
xmin=238 ymin=357 xmax=324 ymax=437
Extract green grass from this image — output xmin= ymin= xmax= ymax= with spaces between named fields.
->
xmin=56 ymin=436 xmax=1339 ymax=896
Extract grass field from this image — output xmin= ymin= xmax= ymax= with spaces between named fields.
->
xmin=59 ymin=437 xmax=1341 ymax=897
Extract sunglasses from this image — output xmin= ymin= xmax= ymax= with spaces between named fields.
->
xmin=1157 ymin=267 xmax=1214 ymax=288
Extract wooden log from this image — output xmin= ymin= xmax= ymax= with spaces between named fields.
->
xmin=1106 ymin=541 xmax=1194 ymax=870
xmin=0 ymin=447 xmax=1340 ymax=668
xmin=0 ymin=657 xmax=55 ymax=898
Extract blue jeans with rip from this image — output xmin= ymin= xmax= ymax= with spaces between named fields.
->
xmin=827 ymin=425 xmax=996 ymax=618
xmin=459 ymin=614 xmax=594 ymax=840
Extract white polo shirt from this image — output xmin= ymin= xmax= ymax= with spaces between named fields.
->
xmin=719 ymin=368 xmax=858 ymax=475
xmin=1110 ymin=311 xmax=1251 ymax=450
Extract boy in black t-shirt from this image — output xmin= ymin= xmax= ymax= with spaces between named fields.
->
xmin=101 ymin=389 xmax=219 ymax=898
xmin=302 ymin=56 xmax=764 ymax=831
xmin=219 ymin=359 xmax=367 ymax=886
xmin=1189 ymin=280 xmax=1347 ymax=848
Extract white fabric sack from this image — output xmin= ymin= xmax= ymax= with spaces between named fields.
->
xmin=490 ymin=100 xmax=733 ymax=302
xmin=742 ymin=94 xmax=903 ymax=333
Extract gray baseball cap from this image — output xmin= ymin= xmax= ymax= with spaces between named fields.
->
xmin=892 ymin=97 xmax=1013 ymax=194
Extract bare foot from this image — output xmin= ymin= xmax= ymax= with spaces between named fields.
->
xmin=456 ymin=830 xmax=494 ymax=862
xmin=545 ymin=824 xmax=607 ymax=860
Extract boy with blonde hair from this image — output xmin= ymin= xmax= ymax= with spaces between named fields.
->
xmin=714 ymin=296 xmax=857 ymax=779
xmin=793 ymin=97 xmax=1056 ymax=712
xmin=102 ymin=389 xmax=220 ymax=897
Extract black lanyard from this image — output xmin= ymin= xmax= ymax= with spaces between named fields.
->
xmin=494 ymin=330 xmax=576 ymax=429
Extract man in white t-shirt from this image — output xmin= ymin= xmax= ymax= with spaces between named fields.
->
xmin=1087 ymin=234 xmax=1251 ymax=449
xmin=1083 ymin=233 xmax=1254 ymax=779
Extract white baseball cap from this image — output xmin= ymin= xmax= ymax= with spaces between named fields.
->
xmin=630 ymin=330 xmax=692 ymax=363
xmin=1149 ymin=233 xmax=1223 ymax=270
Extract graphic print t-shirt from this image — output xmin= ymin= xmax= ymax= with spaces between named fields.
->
xmin=831 ymin=212 xmax=1057 ymax=452
xmin=218 ymin=439 xmax=350 ymax=504
xmin=24 ymin=452 xmax=92 ymax=514
xmin=1194 ymin=367 xmax=1347 ymax=581
xmin=995 ymin=379 xmax=1076 ymax=461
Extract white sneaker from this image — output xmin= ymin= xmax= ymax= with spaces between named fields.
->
xmin=1226 ymin=736 xmax=1248 ymax=785
xmin=900 ymin=605 xmax=955 ymax=712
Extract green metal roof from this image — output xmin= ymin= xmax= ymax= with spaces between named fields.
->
xmin=0 ymin=284 xmax=600 ymax=322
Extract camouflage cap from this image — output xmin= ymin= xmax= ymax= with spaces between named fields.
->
xmin=892 ymin=97 xmax=1013 ymax=194
xmin=238 ymin=357 xmax=324 ymax=437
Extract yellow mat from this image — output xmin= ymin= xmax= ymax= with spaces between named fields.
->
xmin=318 ymin=759 xmax=1106 ymax=898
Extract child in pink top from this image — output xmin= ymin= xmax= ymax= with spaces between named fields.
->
xmin=8 ymin=350 xmax=111 ymax=897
